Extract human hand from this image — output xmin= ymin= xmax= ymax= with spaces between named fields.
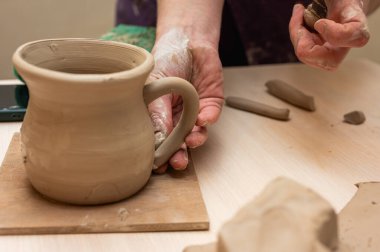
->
xmin=289 ymin=1 xmax=370 ymax=70
xmin=148 ymin=29 xmax=224 ymax=173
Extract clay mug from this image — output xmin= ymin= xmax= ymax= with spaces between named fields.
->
xmin=12 ymin=38 xmax=199 ymax=205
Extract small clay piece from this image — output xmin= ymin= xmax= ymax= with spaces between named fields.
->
xmin=266 ymin=79 xmax=316 ymax=111
xmin=304 ymin=0 xmax=327 ymax=30
xmin=343 ymin=111 xmax=366 ymax=125
xmin=339 ymin=182 xmax=380 ymax=251
xmin=225 ymin=96 xmax=290 ymax=121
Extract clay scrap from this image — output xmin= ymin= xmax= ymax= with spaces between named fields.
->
xmin=265 ymin=79 xmax=316 ymax=111
xmin=225 ymin=96 xmax=290 ymax=121
xmin=184 ymin=177 xmax=338 ymax=252
xmin=304 ymin=0 xmax=327 ymax=30
xmin=339 ymin=182 xmax=380 ymax=252
xmin=343 ymin=111 xmax=366 ymax=125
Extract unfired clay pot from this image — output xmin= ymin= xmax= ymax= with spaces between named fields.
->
xmin=12 ymin=38 xmax=199 ymax=205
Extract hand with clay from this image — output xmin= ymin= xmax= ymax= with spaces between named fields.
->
xmin=148 ymin=0 xmax=224 ymax=173
xmin=289 ymin=0 xmax=380 ymax=71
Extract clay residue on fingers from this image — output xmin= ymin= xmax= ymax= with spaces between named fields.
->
xmin=148 ymin=96 xmax=170 ymax=149
xmin=341 ymin=5 xmax=363 ymax=22
xmin=265 ymin=79 xmax=316 ymax=111
xmin=150 ymin=112 xmax=169 ymax=148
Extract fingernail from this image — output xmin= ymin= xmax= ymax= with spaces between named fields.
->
xmin=314 ymin=20 xmax=326 ymax=34
xmin=189 ymin=141 xmax=201 ymax=149
xmin=200 ymin=120 xmax=208 ymax=127
xmin=293 ymin=4 xmax=301 ymax=14
xmin=171 ymin=159 xmax=187 ymax=170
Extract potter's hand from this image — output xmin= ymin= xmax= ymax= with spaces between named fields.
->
xmin=148 ymin=29 xmax=224 ymax=173
xmin=289 ymin=1 xmax=372 ymax=70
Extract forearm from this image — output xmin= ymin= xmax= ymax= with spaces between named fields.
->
xmin=156 ymin=0 xmax=224 ymax=48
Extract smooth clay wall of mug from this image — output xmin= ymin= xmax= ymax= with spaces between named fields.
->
xmin=13 ymin=39 xmax=157 ymax=205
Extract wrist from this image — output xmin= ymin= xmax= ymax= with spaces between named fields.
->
xmin=155 ymin=0 xmax=223 ymax=49
xmin=157 ymin=28 xmax=219 ymax=50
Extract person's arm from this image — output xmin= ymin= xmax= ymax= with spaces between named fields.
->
xmin=156 ymin=0 xmax=224 ymax=47
xmin=289 ymin=0 xmax=380 ymax=71
xmin=148 ymin=0 xmax=225 ymax=173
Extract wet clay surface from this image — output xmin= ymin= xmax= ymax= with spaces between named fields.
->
xmin=0 ymin=134 xmax=209 ymax=235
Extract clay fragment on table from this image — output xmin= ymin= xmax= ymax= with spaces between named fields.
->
xmin=225 ymin=96 xmax=290 ymax=121
xmin=343 ymin=111 xmax=366 ymax=125
xmin=339 ymin=182 xmax=380 ymax=252
xmin=184 ymin=177 xmax=338 ymax=252
xmin=265 ymin=79 xmax=316 ymax=111
xmin=304 ymin=0 xmax=327 ymax=30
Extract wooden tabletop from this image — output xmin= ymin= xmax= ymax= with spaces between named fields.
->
xmin=1 ymin=58 xmax=380 ymax=252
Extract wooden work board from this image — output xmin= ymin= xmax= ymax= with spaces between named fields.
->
xmin=0 ymin=133 xmax=209 ymax=235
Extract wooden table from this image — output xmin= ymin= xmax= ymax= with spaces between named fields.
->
xmin=1 ymin=59 xmax=380 ymax=252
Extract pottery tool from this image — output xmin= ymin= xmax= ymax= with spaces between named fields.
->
xmin=225 ymin=96 xmax=290 ymax=121
xmin=265 ymin=79 xmax=316 ymax=111
xmin=0 ymin=133 xmax=209 ymax=235
xmin=304 ymin=0 xmax=327 ymax=30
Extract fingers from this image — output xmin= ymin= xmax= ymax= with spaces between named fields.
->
xmin=314 ymin=19 xmax=370 ymax=47
xmin=297 ymin=42 xmax=349 ymax=71
xmin=154 ymin=126 xmax=207 ymax=173
xmin=153 ymin=144 xmax=189 ymax=173
xmin=148 ymin=95 xmax=173 ymax=148
xmin=186 ymin=126 xmax=208 ymax=149
xmin=196 ymin=97 xmax=224 ymax=126
xmin=289 ymin=4 xmax=306 ymax=48
xmin=169 ymin=143 xmax=188 ymax=170
xmin=289 ymin=4 xmax=348 ymax=70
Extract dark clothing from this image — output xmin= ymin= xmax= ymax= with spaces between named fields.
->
xmin=116 ymin=0 xmax=309 ymax=66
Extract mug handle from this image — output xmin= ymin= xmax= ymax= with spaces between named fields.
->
xmin=143 ymin=77 xmax=199 ymax=169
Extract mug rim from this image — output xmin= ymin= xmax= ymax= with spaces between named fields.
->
xmin=12 ymin=38 xmax=154 ymax=83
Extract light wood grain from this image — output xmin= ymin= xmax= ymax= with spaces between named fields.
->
xmin=0 ymin=134 xmax=209 ymax=235
xmin=1 ymin=59 xmax=380 ymax=251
